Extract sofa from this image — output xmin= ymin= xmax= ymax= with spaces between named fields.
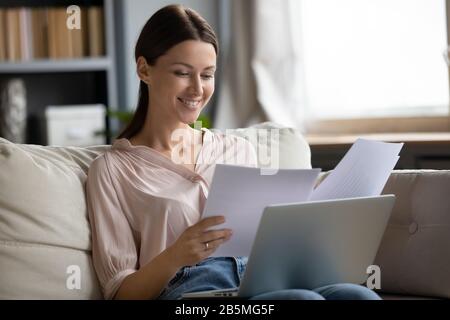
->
xmin=0 ymin=122 xmax=449 ymax=300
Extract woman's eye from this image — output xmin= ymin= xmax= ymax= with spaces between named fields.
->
xmin=174 ymin=71 xmax=189 ymax=77
xmin=174 ymin=71 xmax=214 ymax=80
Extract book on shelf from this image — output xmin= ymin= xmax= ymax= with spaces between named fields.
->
xmin=0 ymin=6 xmax=105 ymax=62
xmin=30 ymin=8 xmax=48 ymax=59
xmin=19 ymin=8 xmax=33 ymax=61
xmin=48 ymin=8 xmax=71 ymax=58
xmin=71 ymin=8 xmax=88 ymax=58
xmin=4 ymin=8 xmax=22 ymax=61
xmin=0 ymin=9 xmax=6 ymax=61
xmin=87 ymin=6 xmax=105 ymax=57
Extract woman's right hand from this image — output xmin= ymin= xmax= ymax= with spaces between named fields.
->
xmin=167 ymin=216 xmax=233 ymax=268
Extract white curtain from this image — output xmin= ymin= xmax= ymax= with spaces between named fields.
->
xmin=214 ymin=0 xmax=307 ymax=131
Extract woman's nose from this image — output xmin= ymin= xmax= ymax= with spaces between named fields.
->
xmin=189 ymin=75 xmax=203 ymax=96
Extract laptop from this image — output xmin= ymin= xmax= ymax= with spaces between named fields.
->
xmin=182 ymin=195 xmax=395 ymax=299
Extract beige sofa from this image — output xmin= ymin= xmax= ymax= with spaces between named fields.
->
xmin=0 ymin=122 xmax=449 ymax=299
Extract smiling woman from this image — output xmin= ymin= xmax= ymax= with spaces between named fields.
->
xmin=133 ymin=40 xmax=216 ymax=128
xmin=85 ymin=4 xmax=381 ymax=301
xmin=117 ymin=5 xmax=218 ymax=142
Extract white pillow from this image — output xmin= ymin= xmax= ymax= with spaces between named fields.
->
xmin=228 ymin=121 xmax=312 ymax=169
xmin=0 ymin=138 xmax=108 ymax=299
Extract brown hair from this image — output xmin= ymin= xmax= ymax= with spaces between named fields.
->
xmin=117 ymin=4 xmax=219 ymax=140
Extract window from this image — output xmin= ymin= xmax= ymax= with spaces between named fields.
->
xmin=300 ymin=0 xmax=449 ymax=123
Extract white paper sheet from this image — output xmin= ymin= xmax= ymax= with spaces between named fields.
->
xmin=202 ymin=165 xmax=321 ymax=257
xmin=310 ymin=139 xmax=404 ymax=201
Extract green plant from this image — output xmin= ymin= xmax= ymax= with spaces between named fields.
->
xmin=192 ymin=113 xmax=212 ymax=129
xmin=107 ymin=110 xmax=134 ymax=124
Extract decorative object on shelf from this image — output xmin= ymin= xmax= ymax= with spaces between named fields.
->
xmin=0 ymin=78 xmax=27 ymax=143
xmin=45 ymin=104 xmax=106 ymax=147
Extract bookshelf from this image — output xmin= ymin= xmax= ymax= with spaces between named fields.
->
xmin=0 ymin=57 xmax=112 ymax=72
xmin=0 ymin=0 xmax=118 ymax=145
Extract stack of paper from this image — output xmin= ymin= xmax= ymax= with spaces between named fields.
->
xmin=310 ymin=139 xmax=403 ymax=201
xmin=202 ymin=139 xmax=403 ymax=256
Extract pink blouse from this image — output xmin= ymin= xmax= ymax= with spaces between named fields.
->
xmin=85 ymin=128 xmax=257 ymax=299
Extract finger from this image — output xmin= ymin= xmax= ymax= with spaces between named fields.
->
xmin=203 ymin=236 xmax=232 ymax=252
xmin=193 ymin=216 xmax=226 ymax=232
xmin=199 ymin=229 xmax=232 ymax=243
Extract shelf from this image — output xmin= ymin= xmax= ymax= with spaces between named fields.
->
xmin=308 ymin=133 xmax=450 ymax=170
xmin=0 ymin=57 xmax=112 ymax=73
xmin=306 ymin=132 xmax=450 ymax=147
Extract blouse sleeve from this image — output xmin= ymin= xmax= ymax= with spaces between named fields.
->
xmin=85 ymin=155 xmax=138 ymax=300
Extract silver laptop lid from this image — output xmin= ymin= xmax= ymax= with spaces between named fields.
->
xmin=238 ymin=195 xmax=395 ymax=297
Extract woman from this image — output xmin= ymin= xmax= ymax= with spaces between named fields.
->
xmin=86 ymin=4 xmax=380 ymax=300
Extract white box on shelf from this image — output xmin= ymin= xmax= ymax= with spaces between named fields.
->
xmin=45 ymin=104 xmax=106 ymax=147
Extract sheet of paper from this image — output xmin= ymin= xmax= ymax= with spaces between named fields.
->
xmin=309 ymin=139 xmax=404 ymax=201
xmin=202 ymin=164 xmax=321 ymax=257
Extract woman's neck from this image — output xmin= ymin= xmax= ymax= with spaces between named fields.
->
xmin=130 ymin=119 xmax=201 ymax=153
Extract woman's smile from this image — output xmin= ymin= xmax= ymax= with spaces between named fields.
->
xmin=177 ymin=97 xmax=202 ymax=111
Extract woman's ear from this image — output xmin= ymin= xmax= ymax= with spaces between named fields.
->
xmin=136 ymin=56 xmax=152 ymax=85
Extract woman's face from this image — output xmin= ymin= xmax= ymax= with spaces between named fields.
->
xmin=144 ymin=40 xmax=216 ymax=126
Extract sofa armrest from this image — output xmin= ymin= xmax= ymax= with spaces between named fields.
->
xmin=375 ymin=169 xmax=450 ymax=299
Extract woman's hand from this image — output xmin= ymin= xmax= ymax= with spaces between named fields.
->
xmin=167 ymin=216 xmax=233 ymax=268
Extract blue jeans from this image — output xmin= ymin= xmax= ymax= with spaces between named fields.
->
xmin=157 ymin=257 xmax=381 ymax=300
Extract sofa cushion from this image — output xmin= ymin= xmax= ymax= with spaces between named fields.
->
xmin=0 ymin=242 xmax=101 ymax=299
xmin=374 ymin=169 xmax=450 ymax=299
xmin=0 ymin=137 xmax=108 ymax=299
